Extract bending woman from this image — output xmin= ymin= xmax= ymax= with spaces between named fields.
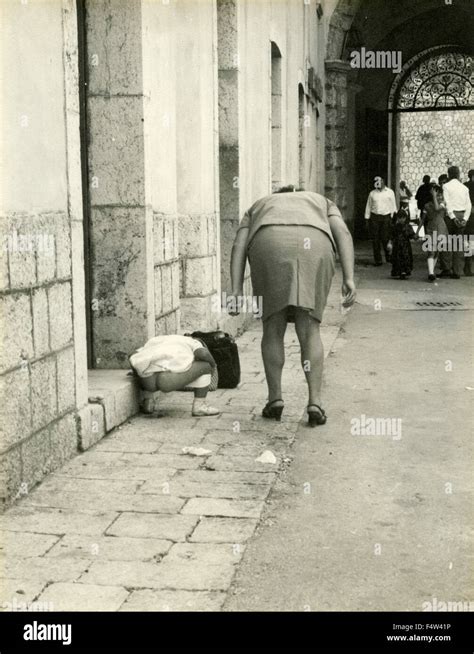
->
xmin=229 ymin=186 xmax=356 ymax=427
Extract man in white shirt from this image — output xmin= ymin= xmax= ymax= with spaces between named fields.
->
xmin=364 ymin=177 xmax=397 ymax=265
xmin=439 ymin=166 xmax=472 ymax=278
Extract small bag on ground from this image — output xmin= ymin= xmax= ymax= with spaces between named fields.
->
xmin=188 ymin=330 xmax=241 ymax=389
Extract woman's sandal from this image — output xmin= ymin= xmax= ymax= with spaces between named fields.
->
xmin=262 ymin=399 xmax=284 ymax=422
xmin=307 ymin=404 xmax=327 ymax=427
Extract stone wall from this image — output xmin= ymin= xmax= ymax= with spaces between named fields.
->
xmin=0 ymin=0 xmax=85 ymax=509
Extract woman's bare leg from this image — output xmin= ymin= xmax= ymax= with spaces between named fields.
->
xmin=261 ymin=308 xmax=287 ymax=403
xmin=294 ymin=308 xmax=324 ymax=406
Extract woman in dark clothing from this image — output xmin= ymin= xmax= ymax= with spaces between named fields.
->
xmin=390 ymin=203 xmax=414 ymax=279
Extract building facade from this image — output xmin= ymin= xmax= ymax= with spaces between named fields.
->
xmin=1 ymin=0 xmax=334 ymax=509
xmin=2 ymin=0 xmax=473 ymax=509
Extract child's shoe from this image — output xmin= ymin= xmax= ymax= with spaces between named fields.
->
xmin=192 ymin=400 xmax=220 ymax=417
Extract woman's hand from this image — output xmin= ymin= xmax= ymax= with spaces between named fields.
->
xmin=227 ymin=290 xmax=243 ymax=316
xmin=341 ymin=279 xmax=356 ymax=308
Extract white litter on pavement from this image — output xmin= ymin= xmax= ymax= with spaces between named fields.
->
xmin=255 ymin=450 xmax=277 ymax=464
xmin=181 ymin=446 xmax=213 ymax=456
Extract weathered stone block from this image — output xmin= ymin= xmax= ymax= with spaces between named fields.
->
xmin=78 ymin=403 xmax=106 ymax=451
xmin=37 ymin=582 xmax=129 ymax=612
xmin=155 ymin=310 xmax=180 ymax=335
xmin=0 ymin=506 xmax=117 ymax=536
xmin=56 ymin=347 xmax=76 ymax=412
xmin=0 ymin=368 xmax=32 ymax=451
xmin=121 ymin=589 xmax=225 ymax=612
xmin=184 ymin=256 xmax=215 ymax=297
xmin=48 ymin=282 xmax=73 ymax=350
xmin=0 ymin=293 xmax=34 ymax=373
xmin=30 ymin=357 xmax=57 ymax=431
xmin=54 ymin=213 xmax=72 ymax=278
xmin=49 ymin=413 xmax=78 ymax=471
xmin=0 ymin=530 xmax=59 ymax=558
xmin=20 ymin=428 xmax=53 ymax=488
xmin=160 ymin=263 xmax=173 ymax=314
xmin=107 ymin=512 xmax=198 ymax=541
xmin=32 ymin=287 xmax=50 ymax=358
xmin=178 ymin=214 xmax=208 ymax=258
xmin=189 ymin=517 xmax=258 ymax=543
xmin=154 ymin=266 xmax=162 ymax=316
xmin=178 ymin=296 xmax=218 ymax=333
xmin=114 ymin=383 xmax=140 ymax=426
xmin=86 ymin=0 xmax=144 ymax=97
xmin=88 ymin=96 xmax=145 ymax=206
xmin=3 ymin=556 xmax=91 ymax=583
xmin=36 ymin=216 xmax=56 ymax=284
xmin=181 ymin=497 xmax=263 ymax=518
xmin=6 ymin=215 xmax=37 ymax=289
xmin=46 ymin=534 xmax=171 ymax=561
xmin=0 ymin=448 xmax=22 ymax=510
xmin=171 ymin=260 xmax=180 ymax=310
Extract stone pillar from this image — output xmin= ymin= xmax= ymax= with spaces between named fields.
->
xmin=175 ymin=0 xmax=220 ymax=332
xmin=86 ymin=0 xmax=154 ymax=367
xmin=217 ymin=0 xmax=241 ymax=294
xmin=324 ymin=59 xmax=355 ymax=229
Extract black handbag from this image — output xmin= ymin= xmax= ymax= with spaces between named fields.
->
xmin=188 ymin=330 xmax=241 ymax=389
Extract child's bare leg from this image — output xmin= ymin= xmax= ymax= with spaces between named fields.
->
xmin=156 ymin=362 xmax=219 ymax=416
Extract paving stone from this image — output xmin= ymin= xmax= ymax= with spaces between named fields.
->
xmin=0 ymin=506 xmax=117 ymax=536
xmin=189 ymin=517 xmax=258 ymax=543
xmin=152 ymin=559 xmax=236 ymax=591
xmin=38 ymin=476 xmax=143 ymax=495
xmin=120 ymin=589 xmax=225 ymax=611
xmin=181 ymin=498 xmax=264 ymax=519
xmin=204 ymin=455 xmax=280 ymax=473
xmin=46 ymin=535 xmax=172 ymax=561
xmin=174 ymin=469 xmax=275 ymax=485
xmin=166 ymin=542 xmax=243 ymax=565
xmin=21 ymin=489 xmax=185 ymax=514
xmin=79 ymin=560 xmax=164 ymax=589
xmin=3 ymin=557 xmax=91 ymax=583
xmin=107 ymin=513 xmax=198 ymax=541
xmin=93 ymin=436 xmax=162 ymax=454
xmin=37 ymin=582 xmax=129 ymax=611
xmin=54 ymin=462 xmax=177 ymax=482
xmin=0 ymin=578 xmax=49 ymax=608
xmin=0 ymin=530 xmax=59 ymax=558
xmin=141 ymin=479 xmax=270 ymax=500
xmin=118 ymin=453 xmax=202 ymax=469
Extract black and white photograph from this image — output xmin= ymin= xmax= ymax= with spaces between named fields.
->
xmin=0 ymin=0 xmax=473 ymax=649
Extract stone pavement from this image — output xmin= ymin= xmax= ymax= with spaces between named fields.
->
xmin=0 ymin=274 xmax=346 ymax=612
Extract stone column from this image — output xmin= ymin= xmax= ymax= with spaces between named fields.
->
xmin=324 ymin=59 xmax=355 ymax=229
xmin=86 ymin=0 xmax=154 ymax=367
xmin=175 ymin=0 xmax=220 ymax=332
xmin=217 ymin=0 xmax=241 ymax=294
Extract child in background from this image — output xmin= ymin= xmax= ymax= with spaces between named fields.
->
xmin=416 ymin=185 xmax=448 ymax=282
xmin=390 ymin=201 xmax=414 ymax=280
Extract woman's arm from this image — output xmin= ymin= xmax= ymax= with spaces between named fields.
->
xmin=328 ymin=212 xmax=356 ymax=307
xmin=230 ymin=226 xmax=249 ymax=295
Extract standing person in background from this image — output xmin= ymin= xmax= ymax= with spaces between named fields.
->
xmin=364 ymin=176 xmax=397 ymax=266
xmin=417 ymin=185 xmax=449 ymax=282
xmin=390 ymin=201 xmax=414 ymax=280
xmin=463 ymin=169 xmax=474 ymax=276
xmin=399 ymin=180 xmax=412 ymax=203
xmin=441 ymin=166 xmax=472 ymax=279
xmin=415 ymin=175 xmax=433 ymax=215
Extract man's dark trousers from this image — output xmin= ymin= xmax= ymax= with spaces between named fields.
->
xmin=369 ymin=213 xmax=391 ymax=264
